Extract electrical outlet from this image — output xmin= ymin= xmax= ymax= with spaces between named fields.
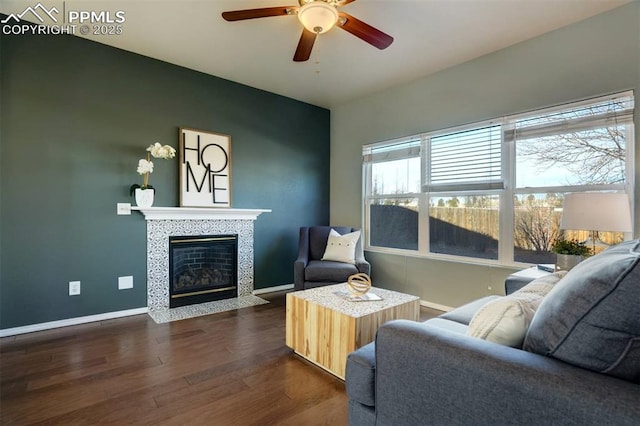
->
xmin=69 ymin=281 xmax=81 ymax=296
xmin=117 ymin=203 xmax=131 ymax=215
xmin=118 ymin=276 xmax=133 ymax=290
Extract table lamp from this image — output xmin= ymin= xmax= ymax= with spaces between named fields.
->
xmin=560 ymin=192 xmax=633 ymax=253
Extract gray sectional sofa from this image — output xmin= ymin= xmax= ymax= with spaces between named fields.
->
xmin=345 ymin=239 xmax=640 ymax=425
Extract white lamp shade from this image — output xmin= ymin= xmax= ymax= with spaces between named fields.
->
xmin=560 ymin=192 xmax=632 ymax=232
xmin=297 ymin=2 xmax=339 ymax=34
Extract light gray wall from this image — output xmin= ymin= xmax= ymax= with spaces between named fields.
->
xmin=330 ymin=3 xmax=640 ymax=308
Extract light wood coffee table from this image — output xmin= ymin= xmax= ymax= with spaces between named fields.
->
xmin=285 ymin=283 xmax=420 ymax=379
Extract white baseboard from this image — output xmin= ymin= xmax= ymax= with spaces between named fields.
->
xmin=252 ymin=285 xmax=452 ymax=313
xmin=253 ymin=284 xmax=294 ymax=295
xmin=420 ymin=300 xmax=453 ymax=312
xmin=253 ymin=283 xmax=453 ymax=314
xmin=0 ymin=307 xmax=149 ymax=338
xmin=0 ymin=290 xmax=448 ymax=338
xmin=1 ymin=285 xmax=294 ymax=337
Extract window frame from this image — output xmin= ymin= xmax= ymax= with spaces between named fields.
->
xmin=362 ymin=91 xmax=635 ymax=266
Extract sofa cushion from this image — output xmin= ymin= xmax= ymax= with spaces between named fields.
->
xmin=304 ymin=259 xmax=358 ymax=282
xmin=467 ymin=272 xmax=566 ymax=347
xmin=345 ymin=342 xmax=376 ymax=407
xmin=438 ymin=295 xmax=500 ymax=325
xmin=322 ymin=229 xmax=361 ymax=264
xmin=524 ymin=239 xmax=640 ymax=383
xmin=308 ymin=227 xmax=331 ymax=261
xmin=423 ymin=317 xmax=470 ymax=334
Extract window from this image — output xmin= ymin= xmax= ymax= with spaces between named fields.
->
xmin=364 ymin=139 xmax=420 ymax=251
xmin=363 ymin=91 xmax=634 ymax=264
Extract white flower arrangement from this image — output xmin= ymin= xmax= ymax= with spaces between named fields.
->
xmin=147 ymin=142 xmax=176 ymax=160
xmin=130 ymin=142 xmax=176 ymax=195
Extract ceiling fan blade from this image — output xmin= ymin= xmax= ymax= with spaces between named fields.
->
xmin=337 ymin=12 xmax=393 ymax=50
xmin=293 ymin=29 xmax=317 ymax=62
xmin=222 ymin=6 xmax=296 ymax=22
xmin=337 ymin=0 xmax=357 ymax=5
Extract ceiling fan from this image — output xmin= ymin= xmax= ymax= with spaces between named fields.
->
xmin=222 ymin=0 xmax=394 ymax=62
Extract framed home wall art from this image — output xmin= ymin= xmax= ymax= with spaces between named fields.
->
xmin=179 ymin=127 xmax=232 ymax=208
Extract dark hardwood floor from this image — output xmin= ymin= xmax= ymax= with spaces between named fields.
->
xmin=0 ymin=291 xmax=441 ymax=425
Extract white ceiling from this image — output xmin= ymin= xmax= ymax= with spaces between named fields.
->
xmin=1 ymin=0 xmax=631 ymax=108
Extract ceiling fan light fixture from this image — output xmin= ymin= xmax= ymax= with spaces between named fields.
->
xmin=297 ymin=2 xmax=339 ymax=34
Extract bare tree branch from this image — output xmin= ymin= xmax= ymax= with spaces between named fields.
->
xmin=517 ymin=111 xmax=626 ymax=185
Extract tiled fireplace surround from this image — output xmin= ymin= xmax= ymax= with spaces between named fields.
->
xmin=134 ymin=207 xmax=270 ymax=323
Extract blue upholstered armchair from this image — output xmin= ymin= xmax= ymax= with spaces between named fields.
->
xmin=294 ymin=226 xmax=370 ymax=291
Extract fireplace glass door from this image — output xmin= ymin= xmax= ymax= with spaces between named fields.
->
xmin=169 ymin=234 xmax=238 ymax=308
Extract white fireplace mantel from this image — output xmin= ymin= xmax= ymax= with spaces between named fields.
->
xmin=132 ymin=206 xmax=271 ymax=221
xmin=134 ymin=206 xmax=271 ymax=315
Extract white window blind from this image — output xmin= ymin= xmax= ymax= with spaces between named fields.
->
xmin=363 ymin=138 xmax=421 ymax=163
xmin=424 ymin=125 xmax=503 ymax=192
xmin=506 ymin=93 xmax=634 ymax=141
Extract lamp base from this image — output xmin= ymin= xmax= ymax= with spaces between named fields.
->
xmin=585 ymin=231 xmax=611 ymax=255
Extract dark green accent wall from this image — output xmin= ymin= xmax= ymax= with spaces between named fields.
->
xmin=0 ymin=31 xmax=330 ymax=329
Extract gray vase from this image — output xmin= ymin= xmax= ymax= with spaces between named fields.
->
xmin=556 ymin=253 xmax=583 ymax=271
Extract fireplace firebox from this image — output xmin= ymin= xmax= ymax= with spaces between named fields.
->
xmin=169 ymin=234 xmax=238 ymax=308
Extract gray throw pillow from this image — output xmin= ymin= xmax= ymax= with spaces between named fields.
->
xmin=523 ymin=239 xmax=640 ymax=383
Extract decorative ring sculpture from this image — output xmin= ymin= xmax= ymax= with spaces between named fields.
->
xmin=347 ymin=273 xmax=372 ymax=296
